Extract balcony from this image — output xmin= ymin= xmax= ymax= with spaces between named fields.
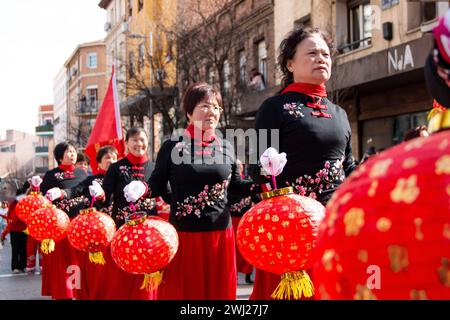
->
xmin=337 ymin=37 xmax=372 ymax=55
xmin=76 ymin=100 xmax=99 ymax=116
xmin=35 ymin=146 xmax=48 ymax=155
xmin=35 ymin=123 xmax=54 ymax=136
xmin=35 ymin=166 xmax=48 ymax=174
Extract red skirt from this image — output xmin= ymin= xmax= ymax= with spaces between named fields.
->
xmin=41 ymin=237 xmax=79 ymax=300
xmin=81 ymin=245 xmax=156 ymax=300
xmin=231 ymin=217 xmax=253 ymax=274
xmin=157 ymin=226 xmax=237 ymax=300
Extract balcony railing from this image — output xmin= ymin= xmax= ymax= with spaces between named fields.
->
xmin=77 ymin=100 xmax=99 ymax=114
xmin=35 ymin=146 xmax=48 ymax=153
xmin=338 ymin=37 xmax=372 ymax=54
xmin=35 ymin=166 xmax=48 ymax=174
xmin=35 ymin=123 xmax=54 ymax=133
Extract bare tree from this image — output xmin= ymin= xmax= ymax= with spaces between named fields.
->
xmin=175 ymin=0 xmax=243 ymax=130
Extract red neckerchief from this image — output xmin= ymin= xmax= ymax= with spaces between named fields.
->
xmin=184 ymin=124 xmax=217 ymax=147
xmin=58 ymin=164 xmax=75 ymax=172
xmin=126 ymin=153 xmax=148 ymax=165
xmin=281 ymin=82 xmax=327 ymax=97
xmin=97 ymin=169 xmax=106 ymax=175
xmin=282 ymin=82 xmax=331 ymax=119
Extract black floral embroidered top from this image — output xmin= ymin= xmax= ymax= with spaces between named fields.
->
xmin=251 ymin=91 xmax=357 ymax=205
xmin=40 ymin=167 xmax=87 ymax=218
xmin=146 ymin=134 xmax=259 ymax=232
xmin=102 ymin=158 xmax=157 ymax=227
xmin=72 ymin=174 xmax=112 ymax=213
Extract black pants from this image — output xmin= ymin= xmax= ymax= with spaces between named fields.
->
xmin=10 ymin=231 xmax=27 ymax=271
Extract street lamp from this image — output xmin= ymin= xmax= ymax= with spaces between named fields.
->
xmin=127 ymin=33 xmax=155 ymax=161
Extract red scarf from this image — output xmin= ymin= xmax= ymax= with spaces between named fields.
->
xmin=97 ymin=169 xmax=106 ymax=176
xmin=184 ymin=124 xmax=216 ymax=147
xmin=281 ymin=83 xmax=327 ymax=98
xmin=126 ymin=153 xmax=148 ymax=165
xmin=58 ymin=164 xmax=75 ymax=172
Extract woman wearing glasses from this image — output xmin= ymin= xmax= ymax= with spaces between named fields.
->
xmin=124 ymin=82 xmax=258 ymax=299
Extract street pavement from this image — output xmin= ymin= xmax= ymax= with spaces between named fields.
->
xmin=0 ymin=236 xmax=253 ymax=300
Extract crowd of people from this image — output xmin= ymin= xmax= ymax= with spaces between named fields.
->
xmin=1 ymin=9 xmax=449 ymax=300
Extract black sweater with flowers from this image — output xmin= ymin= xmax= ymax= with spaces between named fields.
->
xmin=40 ymin=168 xmax=87 ymax=218
xmin=147 ymin=135 xmax=258 ymax=232
xmin=103 ymin=158 xmax=157 ymax=227
xmin=251 ymin=92 xmax=357 ymax=205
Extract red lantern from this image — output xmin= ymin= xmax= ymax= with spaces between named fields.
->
xmin=67 ymin=207 xmax=116 ymax=265
xmin=312 ymin=131 xmax=450 ymax=300
xmin=237 ymin=187 xmax=325 ymax=299
xmin=27 ymin=205 xmax=70 ymax=254
xmin=110 ymin=212 xmax=179 ymax=291
xmin=15 ymin=191 xmax=50 ymax=223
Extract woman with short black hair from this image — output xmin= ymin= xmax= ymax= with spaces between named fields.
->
xmin=40 ymin=141 xmax=86 ymax=300
xmin=249 ymin=26 xmax=357 ymax=299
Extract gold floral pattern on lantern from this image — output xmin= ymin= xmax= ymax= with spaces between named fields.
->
xmin=410 ymin=289 xmax=428 ymax=300
xmin=390 ymin=175 xmax=420 ymax=204
xmin=443 ymin=224 xmax=450 ymax=240
xmin=376 ymin=217 xmax=392 ymax=232
xmin=321 ymin=249 xmax=336 ymax=271
xmin=437 ymin=258 xmax=450 ymax=287
xmin=404 ymin=139 xmax=424 ymax=152
xmin=354 ymin=284 xmax=377 ymax=300
xmin=388 ymin=245 xmax=409 ymax=272
xmin=343 ymin=208 xmax=365 ymax=236
xmin=358 ymin=250 xmax=368 ymax=263
xmin=369 ymin=159 xmax=393 ymax=179
xmin=368 ymin=180 xmax=378 ymax=197
xmin=435 ymin=155 xmax=450 ymax=175
xmin=438 ymin=138 xmax=449 ymax=150
xmin=402 ymin=157 xmax=418 ymax=169
xmin=414 ymin=218 xmax=424 ymax=240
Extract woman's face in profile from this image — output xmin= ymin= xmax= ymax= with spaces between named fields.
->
xmin=287 ymin=33 xmax=332 ymax=85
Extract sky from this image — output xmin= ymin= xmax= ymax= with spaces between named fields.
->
xmin=0 ymin=0 xmax=106 ymax=139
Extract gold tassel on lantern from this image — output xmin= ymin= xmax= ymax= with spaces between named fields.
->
xmin=140 ymin=271 xmax=164 ymax=292
xmin=89 ymin=251 xmax=106 ymax=265
xmin=271 ymin=270 xmax=315 ymax=300
xmin=40 ymin=239 xmax=55 ymax=254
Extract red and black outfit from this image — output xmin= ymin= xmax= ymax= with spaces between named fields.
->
xmin=1 ymin=200 xmax=27 ymax=271
xmin=98 ymin=154 xmax=157 ymax=300
xmin=146 ymin=124 xmax=259 ymax=300
xmin=249 ymin=83 xmax=357 ymax=299
xmin=40 ymin=164 xmax=86 ymax=300
xmin=227 ymin=176 xmax=255 ymax=277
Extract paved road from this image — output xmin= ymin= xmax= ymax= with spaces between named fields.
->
xmin=0 ymin=237 xmax=253 ymax=300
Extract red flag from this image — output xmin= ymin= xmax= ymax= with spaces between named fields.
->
xmin=85 ymin=66 xmax=125 ymax=174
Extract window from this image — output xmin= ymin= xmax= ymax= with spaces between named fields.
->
xmin=346 ymin=0 xmax=372 ymax=51
xmin=257 ymin=40 xmax=267 ymax=85
xmin=294 ymin=14 xmax=311 ymax=28
xmin=223 ymin=59 xmax=230 ymax=92
xmin=381 ymin=0 xmax=399 ymax=10
xmin=407 ymin=1 xmax=437 ymax=30
xmin=87 ymin=53 xmax=97 ymax=69
xmin=128 ymin=0 xmax=133 ymax=17
xmin=138 ymin=43 xmax=145 ymax=72
xmin=129 ymin=52 xmax=135 ymax=78
xmin=239 ymin=50 xmax=246 ymax=83
xmin=138 ymin=0 xmax=144 ymax=12
xmin=86 ymin=87 xmax=98 ymax=111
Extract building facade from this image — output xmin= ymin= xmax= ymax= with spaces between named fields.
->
xmin=64 ymin=41 xmax=107 ymax=150
xmin=329 ymin=0 xmax=449 ymax=160
xmin=100 ymin=0 xmax=177 ymax=160
xmin=34 ymin=104 xmax=54 ymax=174
xmin=0 ymin=129 xmax=38 ymax=180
